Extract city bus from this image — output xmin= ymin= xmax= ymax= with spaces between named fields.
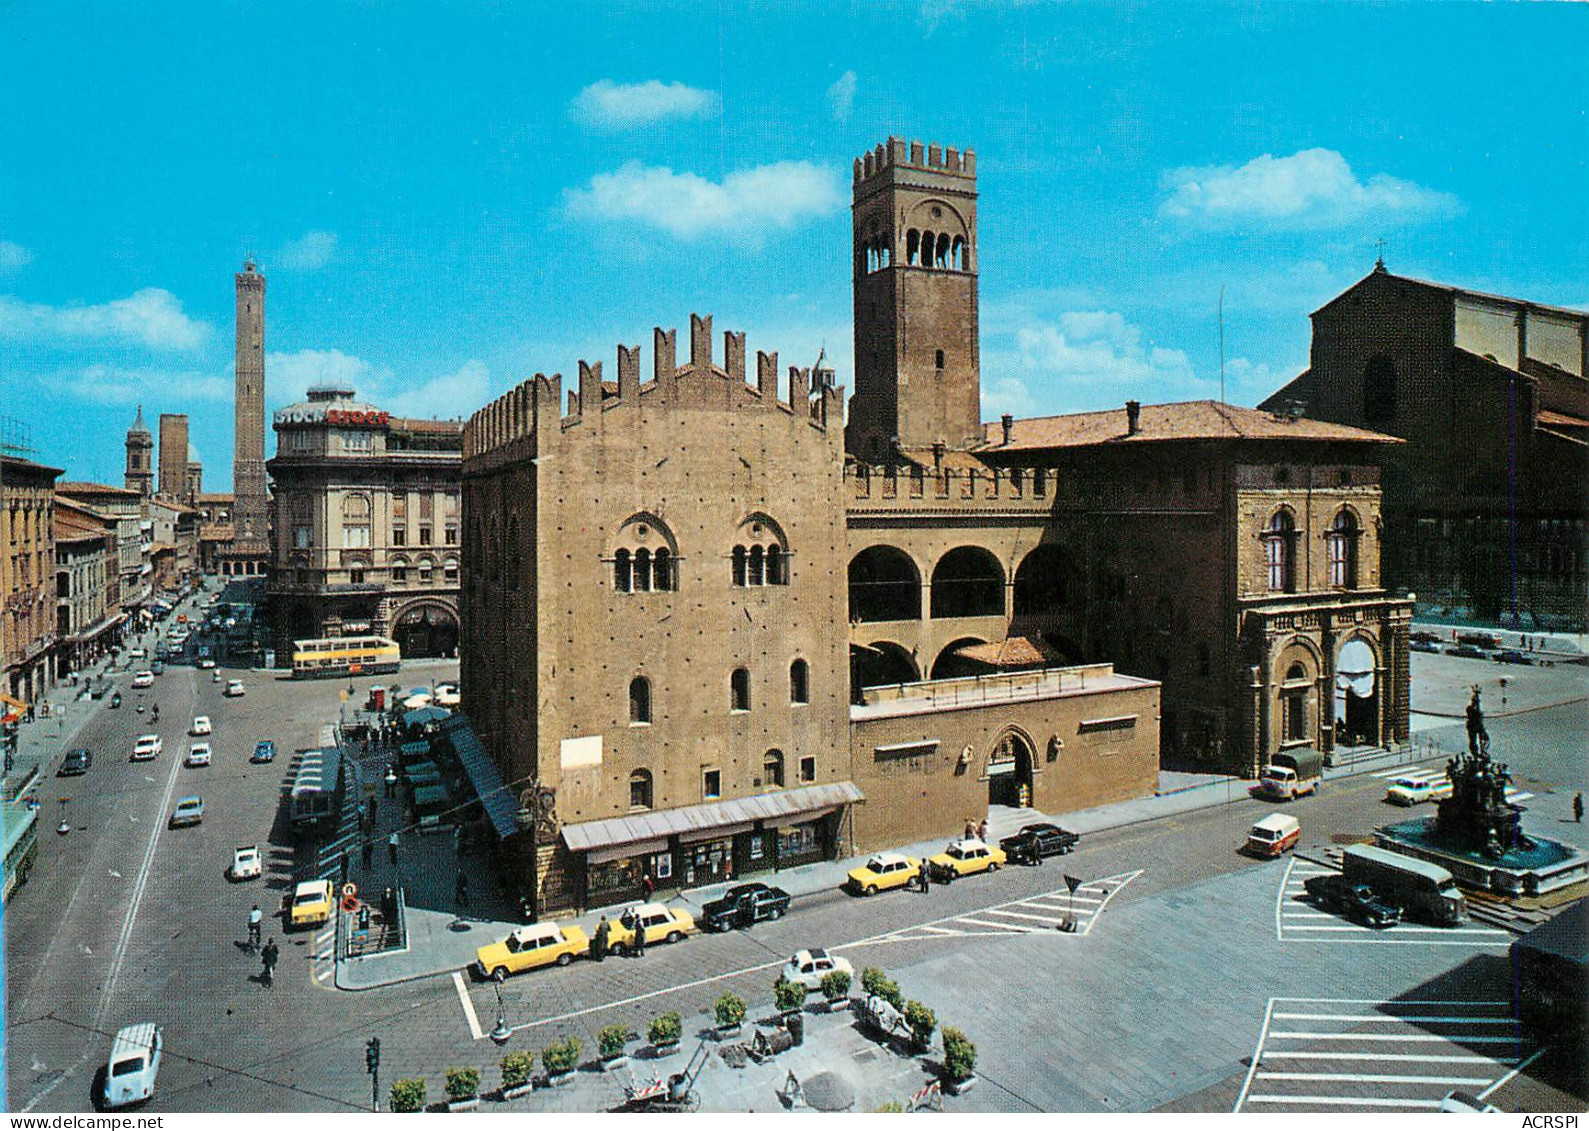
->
xmin=290 ymin=636 xmax=401 ymax=679
xmin=288 ymin=749 xmax=346 ymax=836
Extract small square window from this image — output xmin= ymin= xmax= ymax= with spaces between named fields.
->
xmin=799 ymin=756 xmax=816 ymax=783
xmin=392 ymin=527 xmax=406 ymax=547
xmin=702 ymin=768 xmax=721 ymax=800
xmin=350 ymin=569 xmax=364 ymax=585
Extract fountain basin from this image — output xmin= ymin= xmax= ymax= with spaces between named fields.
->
xmin=1376 ymin=818 xmax=1589 ymax=896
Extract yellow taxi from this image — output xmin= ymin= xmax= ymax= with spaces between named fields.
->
xmin=474 ymin=922 xmax=589 ymax=981
xmin=845 ymin=851 xmax=921 ymax=896
xmin=288 ymin=879 xmax=334 ymax=929
xmin=926 ymin=838 xmax=1006 ymax=882
xmin=607 ymin=903 xmax=697 ymax=953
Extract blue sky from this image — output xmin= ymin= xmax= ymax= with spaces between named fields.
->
xmin=2 ymin=1 xmax=1585 ymax=485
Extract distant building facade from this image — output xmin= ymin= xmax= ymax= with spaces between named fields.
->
xmin=1263 ymin=265 xmax=1589 ymax=629
xmin=124 ymin=406 xmax=154 ymax=500
xmin=266 ymin=384 xmax=462 ymax=661
xmin=2 ymin=455 xmax=63 ymax=703
xmin=157 ymin=413 xmax=189 ymax=503
xmin=56 ymin=482 xmax=150 ymax=622
xmin=53 ymin=497 xmax=122 ymax=675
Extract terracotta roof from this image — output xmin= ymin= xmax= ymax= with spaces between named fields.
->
xmin=953 ymin=636 xmax=1059 ymax=667
xmin=1318 ymin=269 xmax=1588 ymax=321
xmin=984 ymin=400 xmax=1401 ymax=451
xmin=197 ymin=491 xmax=234 ymax=503
xmin=896 ymin=448 xmax=991 ymax=472
xmin=57 ymin=481 xmax=140 ymax=497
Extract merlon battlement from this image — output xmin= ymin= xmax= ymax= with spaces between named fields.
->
xmin=854 ymin=136 xmax=976 ymax=183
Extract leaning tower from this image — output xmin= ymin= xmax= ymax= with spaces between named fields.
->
xmin=232 ymin=259 xmax=269 ymax=560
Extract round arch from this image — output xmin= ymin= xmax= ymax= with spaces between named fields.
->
xmin=984 ymin=726 xmax=1037 ymax=809
xmin=931 ymin=636 xmax=988 ymax=680
xmin=1013 ymin=544 xmax=1079 ymax=618
xmin=930 ymin=546 xmax=1005 ymax=619
xmin=850 ymin=640 xmax=919 ymax=699
xmin=392 ymin=598 xmax=460 ymax=659
xmin=1335 ymin=633 xmax=1381 ymax=748
xmin=849 ymin=545 xmax=922 ymax=623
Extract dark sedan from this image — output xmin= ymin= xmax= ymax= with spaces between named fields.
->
xmin=250 ymin=740 xmax=277 ymax=764
xmin=1303 ymin=873 xmax=1402 ymax=929
xmin=58 ymin=749 xmax=93 ymax=776
xmin=700 ymin=882 xmax=792 ymax=931
xmin=999 ymin=822 xmax=1080 ymax=865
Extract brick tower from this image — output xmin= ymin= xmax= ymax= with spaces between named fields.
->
xmin=846 ymin=137 xmax=981 ymax=460
xmin=157 ymin=413 xmax=189 ymax=500
xmin=124 ymin=404 xmax=153 ymax=498
xmin=231 ymin=259 xmax=269 ymax=560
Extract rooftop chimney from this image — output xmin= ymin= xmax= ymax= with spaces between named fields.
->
xmin=1126 ymin=400 xmax=1141 ymax=436
xmin=1001 ymin=413 xmax=1013 ymax=445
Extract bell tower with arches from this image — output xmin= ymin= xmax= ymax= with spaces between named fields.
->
xmin=848 ymin=137 xmax=981 ymax=459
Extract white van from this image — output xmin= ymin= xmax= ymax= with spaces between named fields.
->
xmin=103 ymin=1023 xmax=162 ymax=1108
xmin=1246 ymin=813 xmax=1301 ymax=857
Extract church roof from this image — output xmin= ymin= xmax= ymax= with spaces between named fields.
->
xmin=129 ymin=404 xmax=150 ymax=436
xmin=985 ymin=400 xmax=1400 ymax=452
xmin=1317 ymin=268 xmax=1587 ymax=321
xmin=58 ymin=481 xmax=140 ymax=497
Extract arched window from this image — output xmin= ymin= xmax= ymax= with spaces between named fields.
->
xmin=1282 ymin=662 xmax=1311 ymax=742
xmin=936 ymin=232 xmax=950 ymax=268
xmin=628 ymin=769 xmax=653 ymax=811
xmin=766 ymin=544 xmax=784 ymax=585
xmin=849 ymin=546 xmax=921 ymax=622
xmin=951 ymin=235 xmax=965 ymax=270
xmin=732 ymin=545 xmax=747 ymax=587
xmin=732 ymin=516 xmax=790 ymax=587
xmin=611 ymin=514 xmax=678 ymax=594
xmin=1363 ymin=355 xmax=1397 ymax=423
xmin=790 ymin=658 xmax=809 ymax=705
xmin=930 ymin=546 xmax=1005 ymax=618
xmin=418 ymin=557 xmax=434 ymax=584
xmin=634 ymin=548 xmax=652 ymax=592
xmin=1327 ymin=510 xmax=1360 ymax=588
xmin=443 ymin=557 xmax=459 ymax=583
xmin=391 ymin=556 xmax=409 ymax=583
xmin=748 ymin=545 xmax=764 ymax=586
xmin=763 ymin=749 xmax=785 ymax=788
xmin=614 ymin=548 xmax=632 ymax=592
xmin=653 ymin=547 xmax=671 ymax=591
xmin=629 ymin=676 xmax=651 ymax=724
xmin=906 ymin=229 xmax=921 ymax=266
xmin=1263 ymin=511 xmax=1296 ymax=593
xmin=730 ymin=667 xmax=750 ymax=712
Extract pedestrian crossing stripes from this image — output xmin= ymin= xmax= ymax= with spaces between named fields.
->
xmin=1235 ymin=998 xmax=1528 ymax=1112
xmin=1275 ymin=858 xmax=1512 ymax=947
xmin=1367 ymin=763 xmax=1531 ymax=803
xmin=869 ymin=869 xmax=1142 ymax=943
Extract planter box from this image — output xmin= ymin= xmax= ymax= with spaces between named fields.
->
xmin=546 ymin=1071 xmax=575 ymax=1088
xmin=650 ymin=1042 xmax=680 ymax=1058
xmin=716 ymin=1023 xmax=743 ymax=1040
xmin=447 ymin=1098 xmax=480 ymax=1111
xmin=601 ymin=1055 xmax=630 ymax=1072
xmin=945 ymin=1073 xmax=977 ymax=1096
xmin=499 ymin=1083 xmax=533 ymax=1102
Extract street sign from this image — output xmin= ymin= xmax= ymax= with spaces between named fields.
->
xmin=1063 ymin=874 xmax=1082 ymax=893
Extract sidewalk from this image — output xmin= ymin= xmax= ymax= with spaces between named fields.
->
xmin=4 ymin=647 xmax=122 ymax=803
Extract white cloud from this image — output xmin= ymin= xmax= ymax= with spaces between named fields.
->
xmin=0 ymin=287 xmax=210 ymax=350
xmin=274 ymin=230 xmax=338 ymax=272
xmin=1159 ymin=148 xmax=1461 ymax=230
xmin=0 ymin=240 xmax=32 ymax=274
xmin=564 ymin=160 xmax=844 ymax=241
xmin=266 ymin=348 xmax=379 ymax=403
xmin=62 ymin=363 xmax=231 ymax=406
xmin=266 ymin=348 xmax=486 ymax=420
xmin=383 ymin=359 xmax=489 ymax=420
xmin=827 ymin=71 xmax=857 ymax=121
xmin=570 ymin=80 xmax=720 ymax=129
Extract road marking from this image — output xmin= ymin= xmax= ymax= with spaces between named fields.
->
xmin=1245 ymin=1096 xmax=1441 ymax=1108
xmin=1271 ymin=1013 xmax=1519 ymax=1024
xmin=1257 ymin=1072 xmax=1495 ymax=1085
xmin=453 ymin=972 xmax=484 ymax=1039
xmin=978 ymin=908 xmax=1064 ymax=924
xmin=954 ymin=916 xmax=1033 ymax=932
xmin=1267 ymin=1052 xmax=1518 ymax=1064
xmin=1233 ymin=998 xmax=1279 ymax=1112
xmin=1277 ymin=857 xmax=1512 ymax=946
xmin=1269 ymin=1032 xmax=1521 ymax=1044
xmin=1477 ymin=1044 xmax=1549 ymax=1100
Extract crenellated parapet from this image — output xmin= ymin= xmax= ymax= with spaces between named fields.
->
xmin=464 ymin=313 xmax=846 ymax=468
xmin=854 ymin=136 xmax=976 ymax=183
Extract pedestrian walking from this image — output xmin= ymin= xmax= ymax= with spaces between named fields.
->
xmin=976 ymin=818 xmax=988 ymax=842
xmin=918 ymin=864 xmax=931 ymax=895
xmin=1574 ymin=792 xmax=1584 ymax=824
xmin=630 ymin=916 xmax=646 ymax=959
xmin=247 ymin=904 xmax=263 ymax=950
xmin=963 ymin=819 xmax=975 ymax=839
xmin=592 ymin=915 xmax=609 ymax=963
xmin=642 ymin=874 xmax=656 ymax=900
xmin=384 ymin=765 xmax=397 ymax=798
xmin=388 ymin=830 xmax=399 ymax=865
xmin=260 ymin=938 xmax=279 ymax=986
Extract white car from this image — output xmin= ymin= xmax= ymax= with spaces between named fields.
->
xmin=185 ymin=743 xmax=212 ymax=767
xmin=434 ymin=683 xmax=461 ymax=708
xmin=132 ymin=735 xmax=163 ymax=761
xmin=127 ymin=647 xmax=148 ymax=660
xmin=229 ymin=844 xmax=263 ymax=881
xmin=190 ymin=715 xmax=212 ymax=736
xmin=131 ymin=670 xmax=155 ymax=689
xmin=1385 ymin=776 xmax=1452 ymax=806
xmin=224 ymin=680 xmax=245 ymax=698
xmin=780 ymin=948 xmax=853 ymax=991
xmin=197 ymin=656 xmax=216 ymax=670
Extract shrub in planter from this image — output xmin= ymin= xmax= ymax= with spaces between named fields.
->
xmin=499 ymin=1051 xmax=535 ymax=1092
xmin=598 ymin=1025 xmax=631 ymax=1061
xmin=875 ymin=1101 xmax=904 ymax=1113
xmin=942 ymin=1026 xmax=977 ymax=1083
xmin=773 ymin=977 xmax=808 ymax=1015
xmin=859 ymin=966 xmax=889 ymax=998
xmin=541 ymin=1035 xmax=582 ymax=1077
xmin=389 ymin=1077 xmax=427 ymax=1113
xmin=820 ymin=968 xmax=851 ymax=1005
xmin=648 ymin=1012 xmax=682 ymax=1049
xmin=444 ymin=1066 xmax=480 ymax=1104
xmin=714 ymin=992 xmax=747 ymax=1031
xmin=903 ymin=1000 xmax=936 ymax=1050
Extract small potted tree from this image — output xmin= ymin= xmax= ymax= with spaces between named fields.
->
xmin=498 ymin=1051 xmax=535 ymax=1101
xmin=389 ymin=1077 xmax=427 ymax=1113
xmin=819 ymin=968 xmax=851 ymax=1012
xmin=941 ymin=1026 xmax=978 ymax=1094
xmin=541 ymin=1035 xmax=582 ymax=1086
xmin=903 ymin=1000 xmax=936 ymax=1053
xmin=860 ymin=966 xmax=904 ymax=1011
xmin=773 ymin=977 xmax=808 ymax=1020
xmin=714 ymin=991 xmax=747 ymax=1038
xmin=444 ymin=1066 xmax=481 ymax=1111
xmin=648 ymin=1011 xmax=682 ymax=1057
xmin=597 ymin=1024 xmax=632 ymax=1070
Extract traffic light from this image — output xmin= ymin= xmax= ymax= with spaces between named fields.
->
xmin=366 ymin=1037 xmax=380 ymax=1074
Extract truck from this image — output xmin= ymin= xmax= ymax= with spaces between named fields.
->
xmin=1342 ymin=844 xmax=1468 ymax=926
xmin=1257 ymin=748 xmax=1323 ymax=801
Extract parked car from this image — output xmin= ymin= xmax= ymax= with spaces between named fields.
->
xmin=102 ymin=1023 xmax=163 ymax=1109
xmin=701 ymin=882 xmax=792 ymax=931
xmin=1439 ymin=1090 xmax=1502 ymax=1114
xmin=926 ymin=838 xmax=1007 ymax=882
xmin=190 ymin=715 xmax=212 ymax=736
xmin=168 ymin=796 xmax=205 ymax=828
xmin=224 ymin=679 xmax=246 ymax=697
xmin=288 ymin=879 xmax=334 ymax=929
xmin=131 ymin=735 xmax=163 ymax=761
xmin=127 ymin=647 xmax=148 ymax=660
xmin=251 ymin=740 xmax=277 ymax=764
xmin=58 ymin=749 xmax=93 ymax=776
xmin=845 ymin=852 xmax=921 ymax=896
xmin=1449 ymin=644 xmax=1490 ymax=660
xmin=150 ymin=660 xmax=164 ymax=676
xmin=229 ymin=844 xmax=263 ymax=881
xmin=1303 ymin=873 xmax=1402 ymax=929
xmin=185 ymin=743 xmax=212 ymax=767
xmin=434 ymin=682 xmax=461 ymax=708
xmin=131 ymin=670 xmax=155 ymax=689
xmin=1493 ymin=649 xmax=1534 ymax=666
xmin=1385 ymin=775 xmax=1452 ymax=806
xmin=999 ymin=822 xmax=1080 ymax=865
xmin=780 ymin=948 xmax=853 ymax=991
xmin=607 ymin=903 xmax=697 ymax=952
xmin=1409 ymin=639 xmax=1443 ymax=654
xmin=197 ymin=656 xmax=216 ymax=670
xmin=474 ymin=922 xmax=589 ymax=980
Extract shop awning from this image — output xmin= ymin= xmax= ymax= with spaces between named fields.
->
xmin=561 ymin=780 xmax=865 ymax=855
xmin=403 ymin=705 xmax=450 ymax=728
xmin=0 ymin=692 xmax=29 ymax=711
xmin=438 ymin=714 xmax=520 ymax=840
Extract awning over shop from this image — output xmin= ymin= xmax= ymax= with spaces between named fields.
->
xmin=439 ymin=714 xmax=520 ymax=840
xmin=562 ymin=780 xmax=865 ymax=855
xmin=403 ymin=705 xmax=450 ymax=728
xmin=952 ymin=636 xmax=1059 ymax=668
xmin=398 ymin=740 xmax=431 ymax=759
xmin=0 ymin=692 xmax=29 ymax=712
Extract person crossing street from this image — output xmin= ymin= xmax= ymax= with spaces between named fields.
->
xmin=260 ymin=938 xmax=279 ymax=986
xmin=247 ymin=905 xmax=263 ymax=951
